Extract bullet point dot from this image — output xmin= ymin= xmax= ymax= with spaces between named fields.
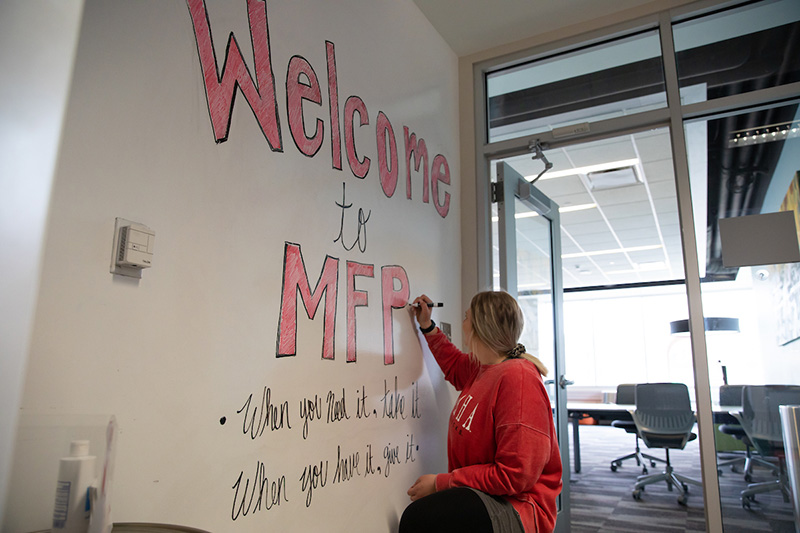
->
xmin=219 ymin=417 xmax=227 ymax=425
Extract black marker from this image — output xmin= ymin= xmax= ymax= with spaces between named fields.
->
xmin=408 ymin=302 xmax=444 ymax=308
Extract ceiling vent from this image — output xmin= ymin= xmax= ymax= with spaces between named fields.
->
xmin=586 ymin=165 xmax=641 ymax=190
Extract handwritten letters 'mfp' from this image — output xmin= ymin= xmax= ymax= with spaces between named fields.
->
xmin=276 ymin=242 xmax=410 ymax=365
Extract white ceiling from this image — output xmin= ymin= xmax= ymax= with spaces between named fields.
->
xmin=412 ymin=0 xmax=689 ymax=57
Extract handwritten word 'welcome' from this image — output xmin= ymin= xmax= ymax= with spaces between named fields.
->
xmin=187 ymin=0 xmax=451 ymax=217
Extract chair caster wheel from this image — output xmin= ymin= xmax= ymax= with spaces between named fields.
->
xmin=632 ymin=489 xmax=642 ymax=501
xmin=682 ymin=483 xmax=689 ymax=493
xmin=742 ymin=495 xmax=756 ymax=509
xmin=650 ymin=461 xmax=657 ymax=468
xmin=745 ymin=474 xmax=753 ymax=483
xmin=641 ymin=467 xmax=648 ymax=475
xmin=677 ymin=494 xmax=687 ymax=506
xmin=611 ymin=464 xmax=617 ymax=472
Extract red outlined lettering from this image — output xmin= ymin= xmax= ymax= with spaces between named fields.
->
xmin=276 ymin=242 xmax=339 ymax=360
xmin=381 ymin=266 xmax=410 ymax=365
xmin=186 ymin=0 xmax=282 ymax=149
xmin=326 ymin=41 xmax=342 ymax=171
xmin=376 ymin=112 xmax=398 ymax=197
xmin=404 ymin=127 xmax=429 ymax=202
xmin=344 ymin=96 xmax=370 ymax=179
xmin=346 ymin=262 xmax=374 ymax=363
xmin=286 ymin=56 xmax=324 ymax=157
xmin=431 ymin=154 xmax=451 ymax=218
xmin=188 ymin=3 xmax=454 ymax=217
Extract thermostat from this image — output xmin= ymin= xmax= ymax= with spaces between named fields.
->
xmin=110 ymin=218 xmax=155 ymax=278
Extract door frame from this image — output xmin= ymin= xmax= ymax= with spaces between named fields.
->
xmin=495 ymin=162 xmax=570 ymax=530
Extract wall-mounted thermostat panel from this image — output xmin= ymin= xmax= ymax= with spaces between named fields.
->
xmin=110 ymin=218 xmax=155 ymax=278
xmin=118 ymin=223 xmax=155 ymax=267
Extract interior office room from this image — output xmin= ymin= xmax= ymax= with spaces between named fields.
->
xmin=2 ymin=0 xmax=799 ymax=532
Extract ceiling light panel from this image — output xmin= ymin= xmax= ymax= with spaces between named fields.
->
xmin=586 ymin=166 xmax=641 ymax=190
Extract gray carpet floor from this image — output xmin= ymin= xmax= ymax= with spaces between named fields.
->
xmin=566 ymin=424 xmax=795 ymax=532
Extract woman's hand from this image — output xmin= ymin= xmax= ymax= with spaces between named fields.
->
xmin=407 ymin=474 xmax=437 ymax=501
xmin=412 ymin=294 xmax=434 ymax=330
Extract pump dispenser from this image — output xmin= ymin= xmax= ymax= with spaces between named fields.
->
xmin=52 ymin=440 xmax=96 ymax=533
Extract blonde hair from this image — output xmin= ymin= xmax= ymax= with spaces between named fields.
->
xmin=469 ymin=291 xmax=549 ymax=376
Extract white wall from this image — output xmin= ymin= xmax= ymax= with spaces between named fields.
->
xmin=4 ymin=1 xmax=460 ymax=531
xmin=0 ymin=0 xmax=85 ymax=523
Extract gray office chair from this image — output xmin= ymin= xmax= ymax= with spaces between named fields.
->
xmin=736 ymin=385 xmax=800 ymax=509
xmin=631 ymin=383 xmax=702 ymax=505
xmin=717 ymin=384 xmax=777 ymax=480
xmin=610 ymin=383 xmax=664 ymax=474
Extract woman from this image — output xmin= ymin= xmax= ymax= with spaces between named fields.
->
xmin=399 ymin=291 xmax=562 ymax=533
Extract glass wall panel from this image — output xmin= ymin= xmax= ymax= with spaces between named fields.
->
xmin=673 ymin=0 xmax=800 ymax=106
xmin=495 ymin=128 xmax=684 ymax=290
xmin=481 ymin=2 xmax=800 ymax=529
xmin=686 ymin=100 xmax=800 ymax=531
xmin=492 ymin=130 xmax=703 ymax=523
xmin=486 ymin=30 xmax=665 ymax=142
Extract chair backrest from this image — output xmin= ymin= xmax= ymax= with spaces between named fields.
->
xmin=635 ymin=382 xmax=691 ymax=412
xmin=719 ymin=384 xmax=744 ymax=407
xmin=615 ymin=383 xmax=636 ymax=405
xmin=739 ymin=385 xmax=800 ymax=455
xmin=633 ymin=383 xmax=695 ymax=450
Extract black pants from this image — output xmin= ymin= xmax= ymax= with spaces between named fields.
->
xmin=398 ymin=487 xmax=494 ymax=533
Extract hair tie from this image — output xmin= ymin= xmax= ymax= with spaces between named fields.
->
xmin=508 ymin=343 xmax=526 ymax=358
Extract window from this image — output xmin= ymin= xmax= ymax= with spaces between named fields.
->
xmin=673 ymin=0 xmax=800 ymax=105
xmin=487 ymin=30 xmax=665 ymax=142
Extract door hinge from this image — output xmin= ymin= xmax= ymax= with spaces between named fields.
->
xmin=491 ymin=182 xmax=503 ymax=203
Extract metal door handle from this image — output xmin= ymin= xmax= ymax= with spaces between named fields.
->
xmin=560 ymin=376 xmax=574 ymax=389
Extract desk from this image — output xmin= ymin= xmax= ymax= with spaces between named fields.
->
xmin=567 ymin=402 xmax=632 ymax=474
xmin=564 ymin=402 xmax=739 ymax=473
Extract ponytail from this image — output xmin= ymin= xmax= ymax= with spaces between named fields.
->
xmin=506 ymin=342 xmax=548 ymax=376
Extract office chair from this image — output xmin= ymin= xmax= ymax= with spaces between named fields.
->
xmin=610 ymin=383 xmax=664 ymax=474
xmin=631 ymin=383 xmax=702 ymax=505
xmin=717 ymin=384 xmax=777 ymax=480
xmin=735 ymin=385 xmax=800 ymax=509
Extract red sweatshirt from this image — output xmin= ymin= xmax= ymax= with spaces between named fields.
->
xmin=426 ymin=329 xmax=562 ymax=533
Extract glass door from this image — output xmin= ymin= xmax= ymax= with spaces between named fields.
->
xmin=495 ymin=161 xmax=570 ymax=530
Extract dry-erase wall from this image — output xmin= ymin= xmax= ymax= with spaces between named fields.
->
xmin=5 ymin=0 xmax=460 ymax=531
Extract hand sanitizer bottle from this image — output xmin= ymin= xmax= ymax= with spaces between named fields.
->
xmin=52 ymin=440 xmax=96 ymax=533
